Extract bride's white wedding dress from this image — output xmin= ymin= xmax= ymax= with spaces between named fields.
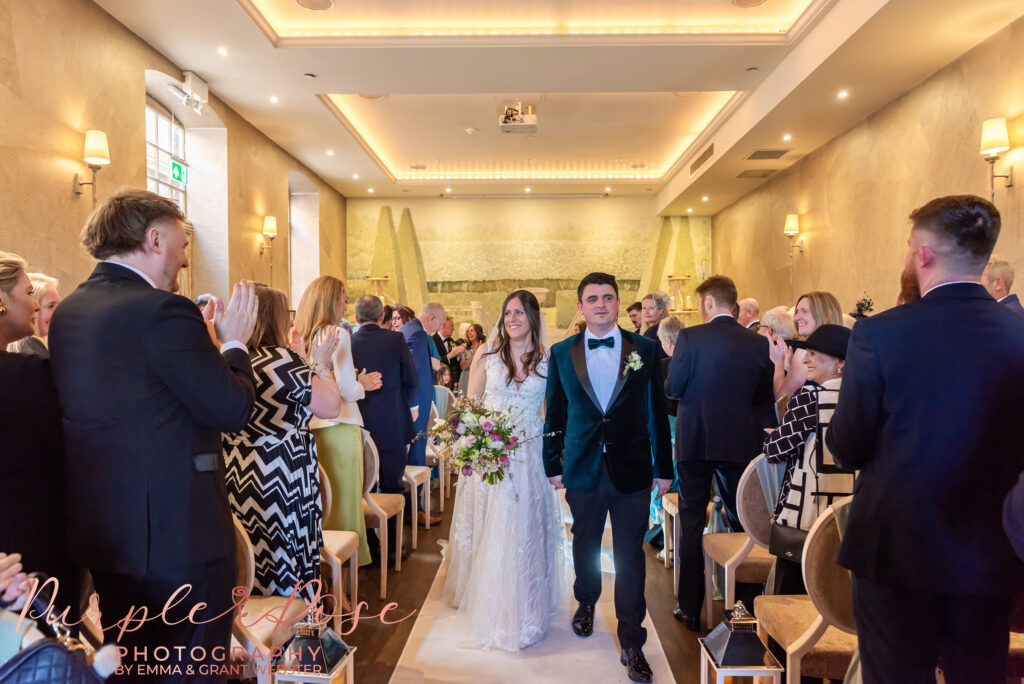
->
xmin=442 ymin=351 xmax=569 ymax=651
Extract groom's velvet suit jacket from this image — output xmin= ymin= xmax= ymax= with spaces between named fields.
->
xmin=543 ymin=327 xmax=672 ymax=493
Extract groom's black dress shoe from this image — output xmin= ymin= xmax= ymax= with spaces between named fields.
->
xmin=571 ymin=603 xmax=595 ymax=637
xmin=672 ymin=609 xmax=700 ymax=633
xmin=620 ymin=647 xmax=653 ymax=683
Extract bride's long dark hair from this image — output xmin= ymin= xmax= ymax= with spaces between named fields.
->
xmin=485 ymin=289 xmax=546 ymax=385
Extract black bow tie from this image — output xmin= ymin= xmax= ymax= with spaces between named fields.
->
xmin=588 ymin=337 xmax=614 ymax=350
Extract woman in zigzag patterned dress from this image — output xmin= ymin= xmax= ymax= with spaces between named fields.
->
xmin=223 ymin=285 xmax=342 ymax=603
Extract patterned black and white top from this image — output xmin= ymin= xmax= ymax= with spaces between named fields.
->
xmin=223 ymin=346 xmax=322 ymax=601
xmin=764 ymin=378 xmax=854 ymax=531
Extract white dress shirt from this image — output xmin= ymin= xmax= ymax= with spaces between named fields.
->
xmin=104 ymin=260 xmax=246 ymax=354
xmin=583 ymin=326 xmax=621 ymax=412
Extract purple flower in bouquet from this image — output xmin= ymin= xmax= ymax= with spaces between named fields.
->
xmin=489 ymin=432 xmax=501 ymax=441
xmin=456 ymin=423 xmax=467 ymax=435
xmin=448 ymin=415 xmax=459 ymax=427
xmin=510 ymin=436 xmax=519 ymax=445
xmin=461 ymin=466 xmax=474 ymax=477
xmin=499 ymin=455 xmax=510 ymax=467
xmin=482 ymin=421 xmax=493 ymax=431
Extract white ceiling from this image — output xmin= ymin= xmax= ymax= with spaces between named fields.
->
xmin=93 ymin=0 xmax=1024 ymax=208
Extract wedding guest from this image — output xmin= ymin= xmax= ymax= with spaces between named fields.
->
xmin=6 ymin=273 xmax=58 ymax=357
xmin=295 ymin=276 xmax=382 ymax=570
xmin=351 ymin=295 xmax=418 ymax=562
xmin=381 ymin=305 xmax=394 ymax=331
xmin=435 ymin=365 xmax=452 ymax=390
xmin=983 ymin=256 xmax=1024 ymax=315
xmin=655 ymin=316 xmax=683 ymax=419
xmin=763 ymin=325 xmax=854 ymax=596
xmin=459 ymin=323 xmax=486 ymax=389
xmin=627 ymin=301 xmax=643 ymax=332
xmin=402 ymin=302 xmax=446 ymax=526
xmin=827 ymin=195 xmax=1024 ymax=683
xmin=392 ymin=304 xmax=415 ymax=331
xmin=768 ymin=291 xmax=843 ymax=400
xmin=737 ymin=298 xmax=760 ymax=331
xmin=666 ymin=275 xmax=775 ymax=631
xmin=758 ymin=306 xmax=796 ymax=342
xmin=224 ymin=285 xmax=341 ymax=601
xmin=432 ymin=315 xmax=465 ymax=387
xmin=49 ymin=189 xmax=258 ymax=683
xmin=640 ymin=291 xmax=672 ymax=339
xmin=0 ymin=252 xmax=78 ymax=622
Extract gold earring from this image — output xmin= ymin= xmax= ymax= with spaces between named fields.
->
xmin=0 ymin=305 xmax=6 ymax=315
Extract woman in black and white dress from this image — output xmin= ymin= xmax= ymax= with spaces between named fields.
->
xmin=223 ymin=285 xmax=341 ymax=601
xmin=763 ymin=324 xmax=855 ymax=595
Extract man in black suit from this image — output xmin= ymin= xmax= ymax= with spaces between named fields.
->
xmin=827 ymin=195 xmax=1024 ymax=684
xmin=983 ymin=256 xmax=1024 ymax=315
xmin=666 ymin=275 xmax=774 ymax=631
xmin=351 ymin=295 xmax=419 ymax=558
xmin=737 ymin=297 xmax=760 ymax=331
xmin=432 ymin=315 xmax=465 ymax=387
xmin=48 ymin=189 xmax=258 ymax=683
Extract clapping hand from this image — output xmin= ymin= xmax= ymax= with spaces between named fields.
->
xmin=768 ymin=334 xmax=789 ymax=367
xmin=215 ymin=281 xmax=258 ymax=346
xmin=358 ymin=368 xmax=383 ymax=391
xmin=311 ymin=326 xmax=341 ymax=367
xmin=0 ymin=553 xmax=28 ymax=610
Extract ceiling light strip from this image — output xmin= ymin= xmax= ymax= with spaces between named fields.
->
xmin=441 ymin=193 xmax=609 ymax=200
xmin=273 ymin=32 xmax=789 ymax=49
xmin=318 ymin=94 xmax=397 ymax=183
xmin=234 ymin=0 xmax=282 ymax=47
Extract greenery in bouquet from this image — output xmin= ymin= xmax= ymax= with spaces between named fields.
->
xmin=430 ymin=395 xmax=521 ymax=486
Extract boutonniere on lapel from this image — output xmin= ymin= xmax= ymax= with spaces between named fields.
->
xmin=623 ymin=351 xmax=643 ymax=377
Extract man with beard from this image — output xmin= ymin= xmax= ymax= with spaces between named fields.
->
xmin=827 ymin=195 xmax=1024 ymax=683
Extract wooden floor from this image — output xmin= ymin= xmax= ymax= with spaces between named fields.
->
xmin=343 ymin=478 xmax=730 ymax=684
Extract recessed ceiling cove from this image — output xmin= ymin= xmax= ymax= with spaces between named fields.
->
xmin=237 ymin=0 xmax=818 ymax=44
xmin=322 ymin=92 xmax=737 ymax=181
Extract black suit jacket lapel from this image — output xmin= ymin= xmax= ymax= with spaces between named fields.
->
xmin=570 ymin=334 xmax=603 ymax=413
xmin=606 ymin=328 xmax=636 ymax=412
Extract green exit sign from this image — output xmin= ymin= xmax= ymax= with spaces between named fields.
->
xmin=171 ymin=161 xmax=189 ymax=185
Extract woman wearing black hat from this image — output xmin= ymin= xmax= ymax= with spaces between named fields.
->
xmin=763 ymin=324 xmax=857 ymax=595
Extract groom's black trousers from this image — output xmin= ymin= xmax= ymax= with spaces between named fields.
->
xmin=565 ymin=460 xmax=649 ymax=651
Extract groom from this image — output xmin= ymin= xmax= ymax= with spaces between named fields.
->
xmin=544 ymin=272 xmax=673 ymax=683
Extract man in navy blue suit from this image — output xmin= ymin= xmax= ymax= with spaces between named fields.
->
xmin=827 ymin=195 xmax=1024 ymax=684
xmin=351 ymin=295 xmax=419 ymax=558
xmin=983 ymin=256 xmax=1024 ymax=315
xmin=401 ymin=302 xmax=446 ymax=526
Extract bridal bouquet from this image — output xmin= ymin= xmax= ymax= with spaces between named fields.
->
xmin=430 ymin=395 xmax=520 ymax=486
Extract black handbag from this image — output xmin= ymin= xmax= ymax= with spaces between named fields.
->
xmin=768 ymin=521 xmax=809 ymax=561
xmin=0 ymin=574 xmax=111 ymax=684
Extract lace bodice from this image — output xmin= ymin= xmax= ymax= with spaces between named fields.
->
xmin=480 ymin=350 xmax=548 ymax=440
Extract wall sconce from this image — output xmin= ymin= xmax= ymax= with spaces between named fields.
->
xmin=980 ymin=117 xmax=1014 ymax=203
xmin=259 ymin=216 xmax=277 ymax=287
xmin=72 ymin=130 xmax=110 ymax=208
xmin=785 ymin=213 xmax=803 ymax=284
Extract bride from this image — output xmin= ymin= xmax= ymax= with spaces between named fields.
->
xmin=441 ymin=289 xmax=569 ymax=651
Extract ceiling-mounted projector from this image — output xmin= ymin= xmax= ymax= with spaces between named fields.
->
xmin=499 ymin=102 xmax=537 ymax=134
xmin=167 ymin=71 xmax=209 ymax=115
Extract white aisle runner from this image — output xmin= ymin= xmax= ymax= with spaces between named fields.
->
xmin=389 ymin=502 xmax=677 ymax=684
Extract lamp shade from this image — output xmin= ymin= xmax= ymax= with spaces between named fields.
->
xmin=83 ymin=130 xmax=110 ymax=166
xmin=784 ymin=213 xmax=800 ymax=236
xmin=980 ymin=118 xmax=1010 ymax=157
xmin=262 ymin=215 xmax=278 ymax=237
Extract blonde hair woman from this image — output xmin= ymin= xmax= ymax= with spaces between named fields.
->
xmin=0 ymin=251 xmax=79 ymax=621
xmin=6 ymin=273 xmax=59 ymax=357
xmin=295 ymin=276 xmax=382 ymax=568
xmin=768 ymin=291 xmax=843 ymax=400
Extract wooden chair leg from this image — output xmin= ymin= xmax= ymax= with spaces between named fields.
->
xmin=704 ymin=552 xmax=715 ymax=629
xmin=395 ymin=508 xmax=404 ymax=572
xmin=408 ymin=480 xmax=419 ymax=550
xmin=348 ymin=551 xmax=359 ymax=615
xmin=330 ymin=557 xmax=343 ymax=634
xmin=786 ymin=614 xmax=826 ymax=684
xmin=424 ymin=481 xmax=431 ymax=530
xmin=663 ymin=514 xmax=672 ymax=568
xmin=379 ymin=518 xmax=388 ymax=599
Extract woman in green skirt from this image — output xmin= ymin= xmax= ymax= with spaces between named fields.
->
xmin=295 ymin=276 xmax=382 ymax=566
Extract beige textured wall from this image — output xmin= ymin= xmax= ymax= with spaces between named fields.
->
xmin=0 ymin=0 xmax=345 ymax=301
xmin=712 ymin=17 xmax=1024 ymax=314
xmin=348 ymin=196 xmax=669 ymax=283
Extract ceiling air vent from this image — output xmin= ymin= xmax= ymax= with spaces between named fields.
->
xmin=736 ymin=169 xmax=777 ymax=179
xmin=689 ymin=143 xmax=714 ymax=177
xmin=745 ymin=149 xmax=790 ymax=161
